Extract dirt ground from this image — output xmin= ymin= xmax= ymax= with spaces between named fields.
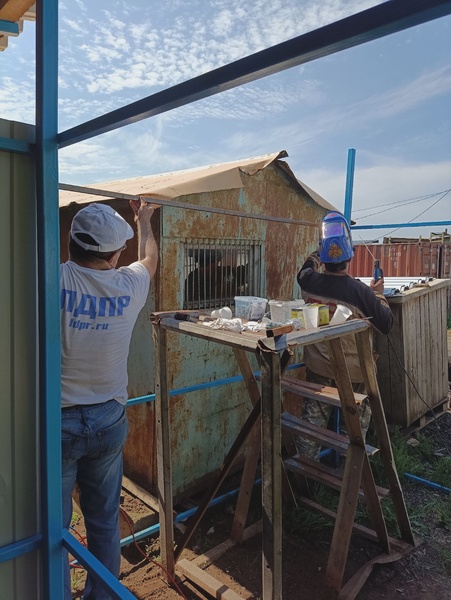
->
xmin=70 ymin=406 xmax=451 ymax=600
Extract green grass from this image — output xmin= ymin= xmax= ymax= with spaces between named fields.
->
xmin=436 ymin=494 xmax=451 ymax=528
xmin=284 ymin=481 xmax=336 ymax=537
xmin=284 ymin=504 xmax=333 ymax=537
xmin=438 ymin=545 xmax=451 ymax=574
xmin=430 ymin=456 xmax=451 ymax=489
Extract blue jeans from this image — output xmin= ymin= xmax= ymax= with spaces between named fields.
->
xmin=62 ymin=400 xmax=128 ymax=600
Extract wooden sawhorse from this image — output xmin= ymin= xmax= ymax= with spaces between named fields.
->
xmin=151 ymin=313 xmax=414 ymax=599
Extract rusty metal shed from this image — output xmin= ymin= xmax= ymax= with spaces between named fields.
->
xmin=59 ymin=150 xmax=336 ymax=498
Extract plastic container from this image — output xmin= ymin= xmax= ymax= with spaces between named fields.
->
xmin=302 ymin=305 xmax=319 ymax=329
xmin=234 ymin=296 xmax=267 ymax=320
xmin=310 ymin=303 xmax=330 ymax=325
xmin=329 ymin=304 xmax=352 ymax=325
xmin=211 ymin=306 xmax=233 ymax=319
xmin=269 ymin=300 xmax=303 ymax=324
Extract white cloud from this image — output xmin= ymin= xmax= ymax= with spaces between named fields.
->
xmin=362 ymin=66 xmax=451 ymax=120
xmin=0 ymin=77 xmax=35 ymax=123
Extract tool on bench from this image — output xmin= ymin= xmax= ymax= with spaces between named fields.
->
xmin=174 ymin=312 xmax=198 ymax=322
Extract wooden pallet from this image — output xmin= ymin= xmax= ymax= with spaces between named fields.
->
xmin=403 ymin=398 xmax=450 ymax=434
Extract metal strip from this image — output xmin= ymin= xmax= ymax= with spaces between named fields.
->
xmin=0 ymin=535 xmax=42 ymax=564
xmin=0 ymin=136 xmax=34 ymax=154
xmin=59 ymin=182 xmax=318 ymax=227
xmin=0 ymin=19 xmax=19 ymax=35
xmin=62 ymin=531 xmax=137 ymax=600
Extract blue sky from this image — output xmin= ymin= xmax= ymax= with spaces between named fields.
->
xmin=1 ymin=0 xmax=450 ymax=240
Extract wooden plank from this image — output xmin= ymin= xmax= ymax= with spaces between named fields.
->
xmin=230 ymin=423 xmax=260 ymax=541
xmin=261 ymin=319 xmax=370 ymax=352
xmin=355 ymin=330 xmax=415 ymax=545
xmin=177 ymin=559 xmax=246 ymax=600
xmin=259 ymin=347 xmax=283 ymax=600
xmin=327 ymin=334 xmax=389 ymax=551
xmin=298 ymin=497 xmax=413 ymax=554
xmin=284 ymin=455 xmax=389 ymax=498
xmin=230 ymin=348 xmax=262 ymax=541
xmin=122 ymin=476 xmax=159 ymax=512
xmin=326 ymin=443 xmax=366 ymax=595
xmin=359 ymin=454 xmax=390 ymax=552
xmin=378 ymin=279 xmax=450 ymax=303
xmin=155 ymin=315 xmax=261 ymax=351
xmin=281 ymin=412 xmax=379 ymax=456
xmin=265 ymin=324 xmax=294 ymax=337
xmin=328 ymin=337 xmax=366 ymax=446
xmin=153 ymin=324 xmax=175 ymax=580
xmin=338 ymin=544 xmax=415 ymax=600
xmin=281 ymin=377 xmax=368 ymax=408
xmin=193 ymin=521 xmax=262 ymax=569
xmin=233 ymin=348 xmax=261 ymax=408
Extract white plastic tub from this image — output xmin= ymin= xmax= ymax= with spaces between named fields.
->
xmin=234 ymin=296 xmax=267 ymax=320
xmin=269 ymin=300 xmax=304 ymax=324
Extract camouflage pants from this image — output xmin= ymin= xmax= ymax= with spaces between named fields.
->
xmin=295 ymin=369 xmax=372 ymax=461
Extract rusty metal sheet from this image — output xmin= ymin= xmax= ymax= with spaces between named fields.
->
xmin=59 ymin=162 xmax=330 ymax=497
xmin=350 ymin=242 xmax=451 ymax=279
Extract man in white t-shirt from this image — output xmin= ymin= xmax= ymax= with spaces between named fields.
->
xmin=60 ymin=200 xmax=158 ymax=600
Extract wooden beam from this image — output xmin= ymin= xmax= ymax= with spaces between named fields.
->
xmin=326 ymin=444 xmax=365 ymax=595
xmin=354 ymin=330 xmax=415 ymax=545
xmin=154 ymin=323 xmax=175 ymax=580
xmin=259 ymin=348 xmax=283 ymax=600
xmin=177 ymin=559 xmax=246 ymax=600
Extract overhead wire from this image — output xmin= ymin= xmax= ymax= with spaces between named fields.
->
xmin=353 ymin=188 xmax=451 ymax=221
xmin=353 ymin=189 xmax=451 ymax=215
xmin=381 ymin=188 xmax=451 ymax=238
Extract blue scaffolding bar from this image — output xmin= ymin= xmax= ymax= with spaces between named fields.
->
xmin=35 ymin=0 xmax=64 ymax=597
xmin=343 ymin=149 xmax=356 ymax=224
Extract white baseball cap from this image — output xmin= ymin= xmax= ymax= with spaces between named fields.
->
xmin=70 ymin=203 xmax=134 ymax=253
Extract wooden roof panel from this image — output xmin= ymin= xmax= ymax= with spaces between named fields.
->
xmin=0 ymin=0 xmax=35 ymax=52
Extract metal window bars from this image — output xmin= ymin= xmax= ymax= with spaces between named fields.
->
xmin=183 ymin=238 xmax=264 ymax=310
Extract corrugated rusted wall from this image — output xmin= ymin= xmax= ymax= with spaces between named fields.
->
xmin=349 ymin=242 xmax=450 ymax=278
xmin=350 ymin=242 xmax=451 ymax=313
xmin=59 ymin=162 xmax=326 ymax=498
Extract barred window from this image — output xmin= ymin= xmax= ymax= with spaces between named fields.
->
xmin=183 ymin=239 xmax=264 ymax=310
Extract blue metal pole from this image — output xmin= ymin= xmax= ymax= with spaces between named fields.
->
xmin=126 ymin=362 xmax=304 ymax=407
xmin=62 ymin=532 xmax=137 ymax=600
xmin=36 ymin=0 xmax=63 ymax=597
xmin=344 ymin=148 xmax=356 ymax=224
xmin=404 ymin=473 xmax=451 ymax=493
xmin=352 ymin=220 xmax=451 ymax=231
xmin=119 ymin=479 xmax=262 ymax=547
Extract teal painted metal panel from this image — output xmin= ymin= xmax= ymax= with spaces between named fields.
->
xmin=0 ymin=119 xmax=41 ymax=597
